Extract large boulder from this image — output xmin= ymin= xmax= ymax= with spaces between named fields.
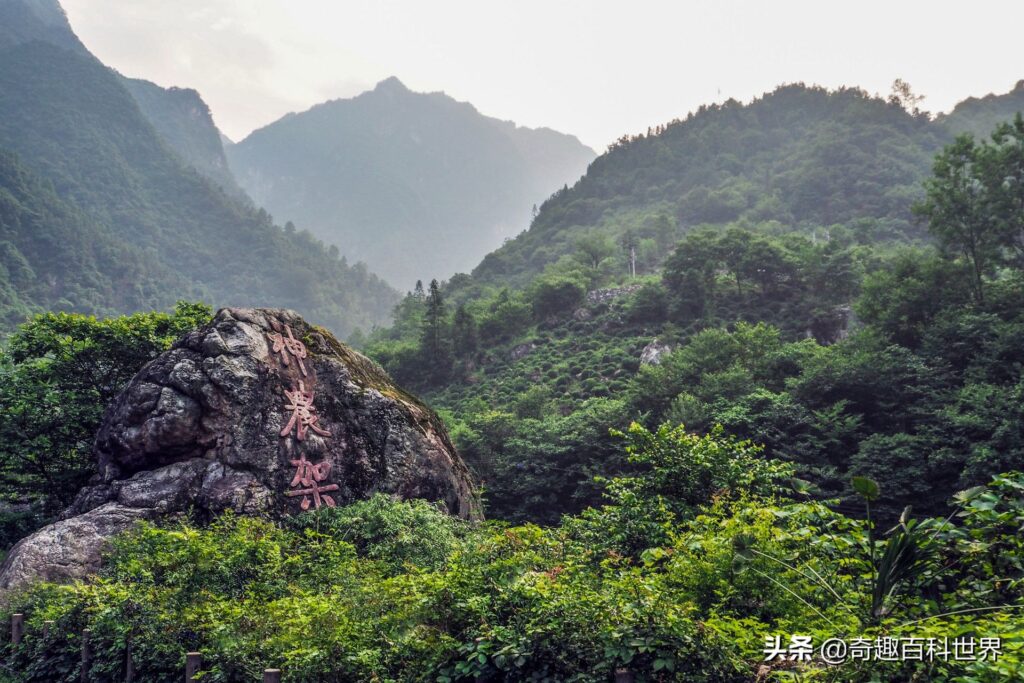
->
xmin=0 ymin=504 xmax=149 ymax=590
xmin=0 ymin=308 xmax=480 ymax=591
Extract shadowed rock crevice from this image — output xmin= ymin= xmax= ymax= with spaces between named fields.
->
xmin=0 ymin=307 xmax=480 ymax=591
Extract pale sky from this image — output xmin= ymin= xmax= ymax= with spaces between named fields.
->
xmin=62 ymin=0 xmax=1024 ymax=149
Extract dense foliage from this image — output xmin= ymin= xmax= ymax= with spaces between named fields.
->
xmin=121 ymin=76 xmax=246 ymax=199
xmin=3 ymin=429 xmax=1021 ymax=682
xmin=367 ymin=241 xmax=1023 ymax=524
xmin=464 ymin=82 xmax=1024 ymax=294
xmin=0 ymin=303 xmax=212 ymax=542
xmin=915 ymin=115 xmax=1024 ymax=303
xmin=467 ymin=84 xmax=946 ymax=290
xmin=0 ymin=151 xmax=171 ymax=328
xmin=363 ymin=112 xmax=1024 ymax=526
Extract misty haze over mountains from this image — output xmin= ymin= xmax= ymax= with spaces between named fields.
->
xmin=0 ymin=0 xmax=397 ymax=334
xmin=226 ymin=77 xmax=596 ymax=288
xmin=1 ymin=0 xmax=1023 ymax=332
xmin=0 ymin=0 xmax=593 ymax=330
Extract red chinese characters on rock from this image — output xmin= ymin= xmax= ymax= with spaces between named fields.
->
xmin=285 ymin=455 xmax=339 ymax=510
xmin=273 ymin=330 xmax=337 ymax=511
xmin=267 ymin=324 xmax=309 ymax=376
xmin=280 ymin=380 xmax=331 ymax=441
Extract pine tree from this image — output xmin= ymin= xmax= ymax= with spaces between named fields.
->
xmin=420 ymin=279 xmax=453 ymax=382
xmin=453 ymin=304 xmax=478 ymax=358
xmin=619 ymin=230 xmax=638 ymax=278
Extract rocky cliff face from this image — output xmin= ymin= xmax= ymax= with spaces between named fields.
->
xmin=0 ymin=308 xmax=480 ymax=591
xmin=122 ymin=77 xmax=248 ymax=200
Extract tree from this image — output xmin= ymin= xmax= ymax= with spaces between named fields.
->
xmin=513 ymin=386 xmax=552 ymax=420
xmin=386 ymin=292 xmax=427 ymax=341
xmin=479 ymin=289 xmax=532 ymax=342
xmin=915 ymin=135 xmax=1000 ymax=303
xmin=661 ymin=230 xmax=721 ymax=319
xmin=627 ymin=282 xmax=669 ymax=323
xmin=719 ymin=227 xmax=751 ymax=296
xmin=888 ymin=78 xmax=926 ymax=116
xmin=574 ymin=234 xmax=615 ymax=270
xmin=530 ymin=276 xmax=585 ymax=319
xmin=856 ymin=250 xmax=972 ymax=348
xmin=619 ymin=230 xmax=639 ymax=278
xmin=985 ymin=115 xmax=1024 ymax=267
xmin=915 ymin=121 xmax=1024 ymax=303
xmin=741 ymin=235 xmax=799 ymax=297
xmin=419 ymin=279 xmax=452 ymax=382
xmin=604 ymin=422 xmax=792 ymax=518
xmin=452 ymin=304 xmax=478 ymax=358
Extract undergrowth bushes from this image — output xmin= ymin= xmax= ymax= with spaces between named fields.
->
xmin=1 ymin=427 xmax=1021 ymax=682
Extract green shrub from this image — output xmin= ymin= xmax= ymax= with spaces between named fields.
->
xmin=529 ymin=275 xmax=586 ymax=319
xmin=627 ymin=282 xmax=669 ymax=323
xmin=292 ymin=494 xmax=465 ymax=574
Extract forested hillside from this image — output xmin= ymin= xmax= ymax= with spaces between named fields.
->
xmin=227 ymin=77 xmax=595 ymax=286
xmin=365 ymin=89 xmax=1024 ymax=527
xmin=468 ymin=82 xmax=1024 ymax=292
xmin=0 ymin=1 xmax=399 ymax=336
xmin=468 ymin=84 xmax=945 ymax=289
xmin=0 ymin=150 xmax=175 ymax=327
xmin=939 ymin=79 xmax=1024 ymax=139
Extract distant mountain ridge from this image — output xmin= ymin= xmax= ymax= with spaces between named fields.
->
xmin=0 ymin=0 xmax=245 ymax=197
xmin=467 ymin=82 xmax=1024 ymax=289
xmin=938 ymin=79 xmax=1024 ymax=139
xmin=0 ymin=0 xmax=398 ymax=335
xmin=227 ymin=77 xmax=596 ymax=287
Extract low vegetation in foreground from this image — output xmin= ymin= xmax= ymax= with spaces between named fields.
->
xmin=1 ymin=425 xmax=1022 ymax=681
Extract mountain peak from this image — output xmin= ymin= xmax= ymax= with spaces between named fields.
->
xmin=4 ymin=0 xmax=66 ymax=26
xmin=227 ymin=76 xmax=596 ymax=286
xmin=373 ymin=76 xmax=410 ymax=94
xmin=0 ymin=0 xmax=86 ymax=53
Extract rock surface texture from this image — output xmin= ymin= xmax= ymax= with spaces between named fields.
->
xmin=585 ymin=284 xmax=642 ymax=305
xmin=639 ymin=339 xmax=673 ymax=366
xmin=0 ymin=308 xmax=480 ymax=591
